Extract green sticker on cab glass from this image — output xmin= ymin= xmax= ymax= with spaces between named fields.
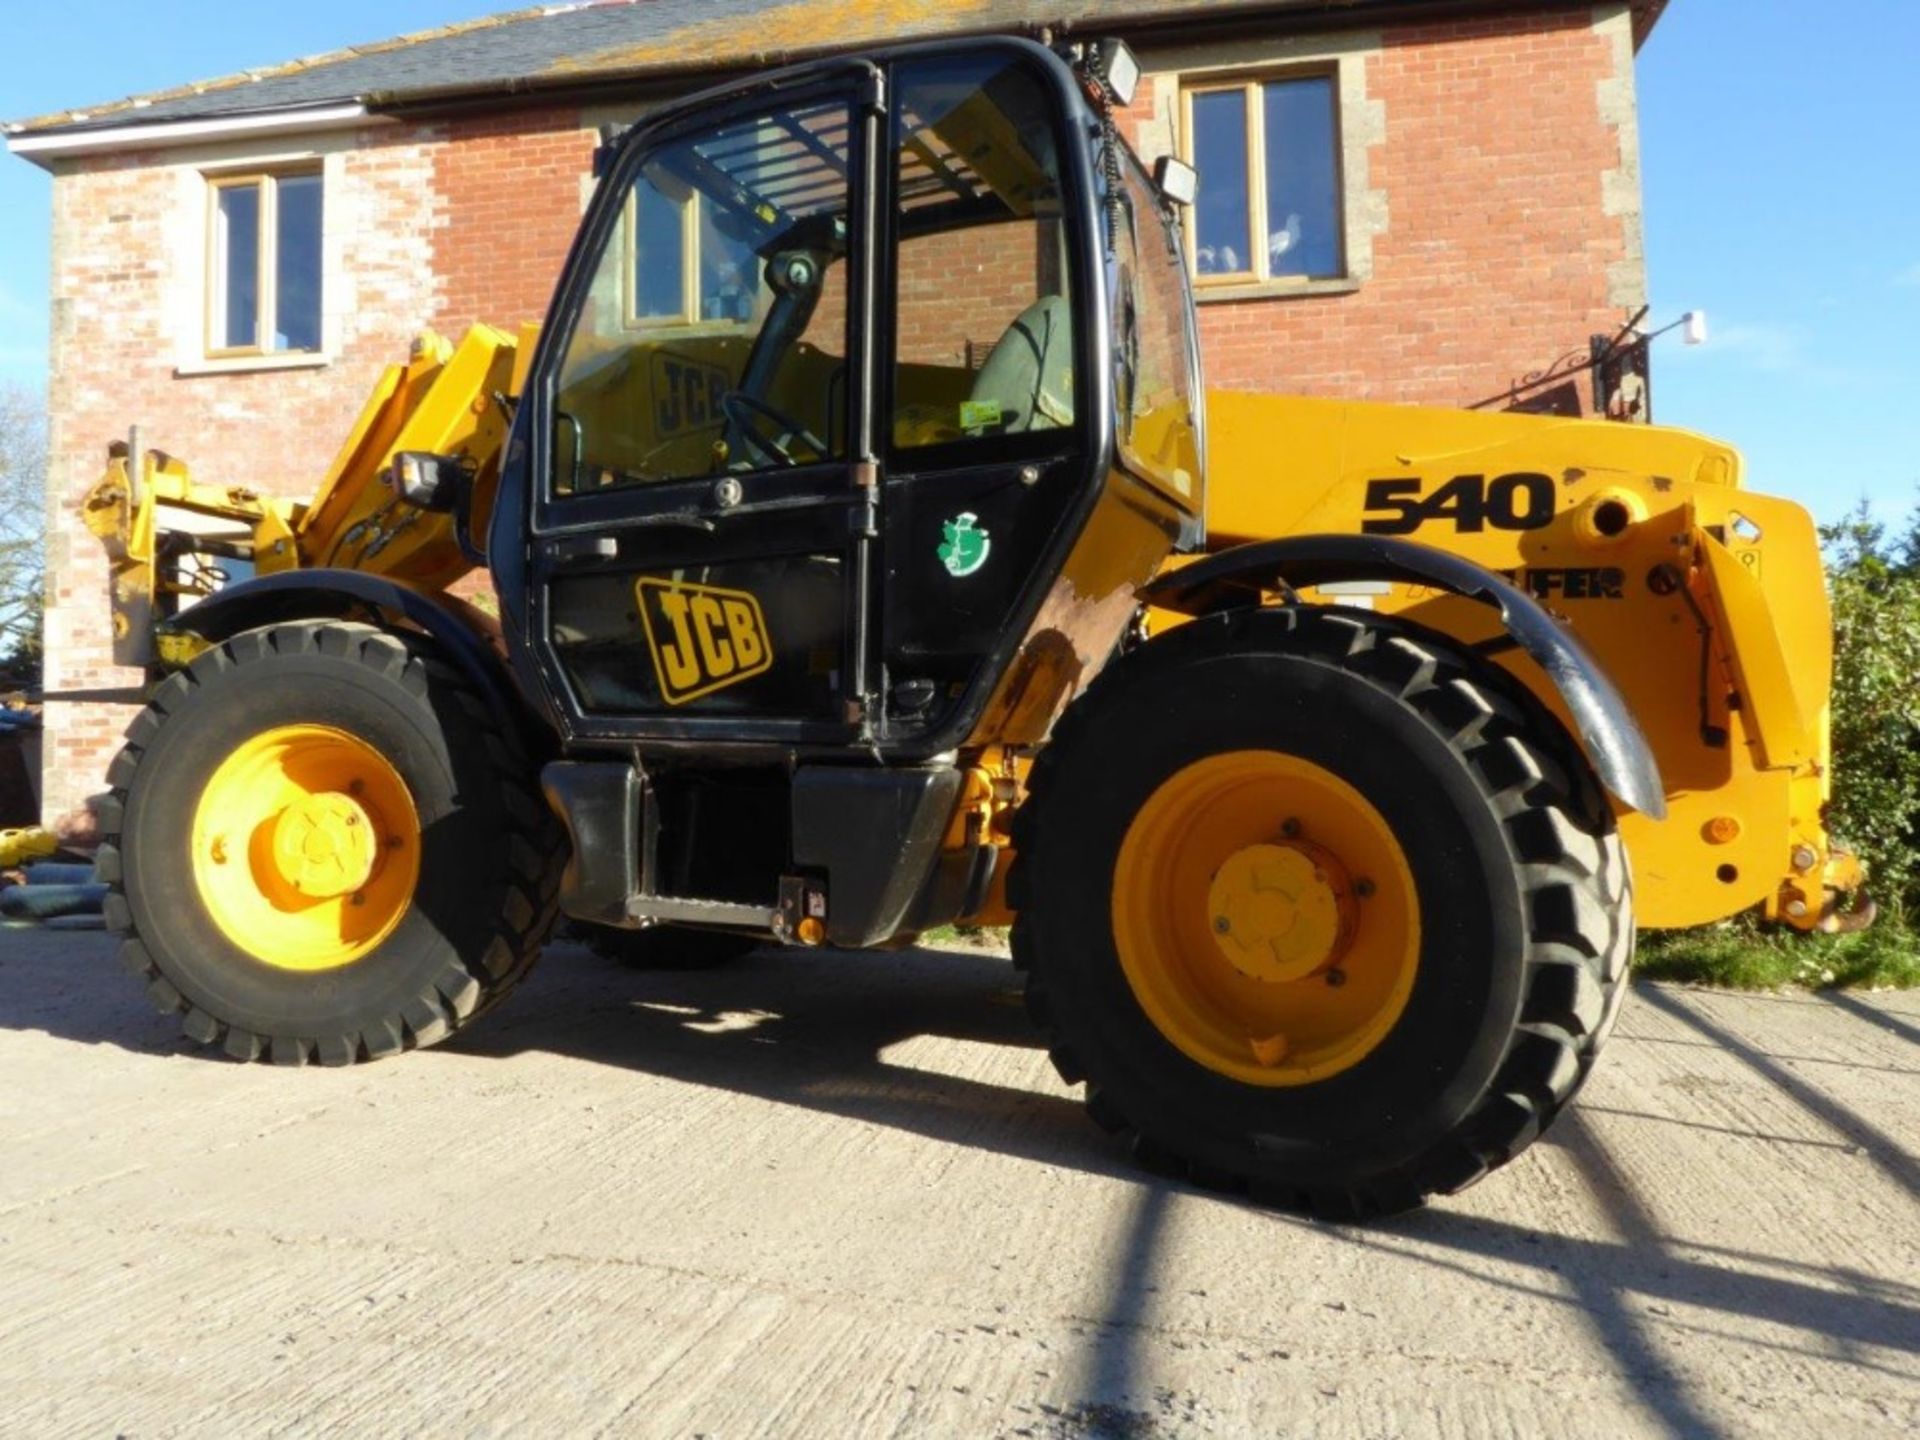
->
xmin=959 ymin=400 xmax=1002 ymax=431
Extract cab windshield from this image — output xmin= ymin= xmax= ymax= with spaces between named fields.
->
xmin=551 ymin=53 xmax=1085 ymax=496
xmin=553 ymin=100 xmax=857 ymax=493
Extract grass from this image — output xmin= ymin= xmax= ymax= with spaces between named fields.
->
xmin=1635 ymin=915 xmax=1920 ymax=991
xmin=917 ymin=923 xmax=1011 ymax=952
xmin=921 ymin=919 xmax=1920 ymax=992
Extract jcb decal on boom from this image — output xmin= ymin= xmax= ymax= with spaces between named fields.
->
xmin=636 ymin=577 xmax=773 ymax=705
xmin=1362 ymin=473 xmax=1555 ymax=535
xmin=650 ymin=351 xmax=731 ymax=438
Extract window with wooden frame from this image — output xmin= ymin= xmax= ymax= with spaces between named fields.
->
xmin=206 ymin=169 xmax=324 ymax=357
xmin=1182 ymin=72 xmax=1345 ymax=288
xmin=625 ymin=182 xmax=767 ymax=328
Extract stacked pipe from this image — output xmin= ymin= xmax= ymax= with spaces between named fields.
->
xmin=0 ymin=862 xmax=107 ymax=930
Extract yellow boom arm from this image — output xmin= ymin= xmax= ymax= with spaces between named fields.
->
xmin=82 ymin=325 xmax=531 ymax=667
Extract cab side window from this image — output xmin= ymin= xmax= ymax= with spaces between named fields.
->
xmin=890 ymin=58 xmax=1077 ymax=454
xmin=1113 ymin=157 xmax=1202 ymax=500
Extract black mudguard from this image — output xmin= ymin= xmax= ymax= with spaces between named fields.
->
xmin=164 ymin=569 xmax=536 ymax=747
xmin=1142 ymin=534 xmax=1666 ymax=819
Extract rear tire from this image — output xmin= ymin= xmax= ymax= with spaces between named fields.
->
xmin=1009 ymin=606 xmax=1631 ymax=1217
xmin=95 ymin=621 xmax=565 ymax=1066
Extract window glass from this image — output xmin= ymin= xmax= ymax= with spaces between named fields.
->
xmin=1186 ymin=75 xmax=1345 ymax=285
xmin=891 ymin=55 xmax=1076 ymax=452
xmin=1114 ymin=157 xmax=1201 ymax=502
xmin=216 ymin=183 xmax=261 ymax=350
xmin=210 ymin=173 xmax=323 ymax=355
xmin=1190 ymin=89 xmax=1250 ymax=277
xmin=1263 ymin=76 xmax=1341 ymax=279
xmin=555 ymin=101 xmax=853 ymax=493
xmin=275 ymin=173 xmax=324 ymax=352
xmin=698 ymin=196 xmax=762 ymax=323
xmin=632 ymin=182 xmax=687 ymax=321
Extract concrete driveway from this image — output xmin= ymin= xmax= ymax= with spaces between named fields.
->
xmin=0 ymin=931 xmax=1914 ymax=1438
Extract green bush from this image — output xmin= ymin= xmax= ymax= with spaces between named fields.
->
xmin=1823 ymin=502 xmax=1920 ymax=920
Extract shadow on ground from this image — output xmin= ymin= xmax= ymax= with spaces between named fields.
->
xmin=3 ymin=935 xmax=1915 ymax=1439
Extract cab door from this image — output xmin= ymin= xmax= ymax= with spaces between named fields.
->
xmin=522 ymin=72 xmax=879 ymax=749
xmin=873 ymin=47 xmax=1098 ymax=750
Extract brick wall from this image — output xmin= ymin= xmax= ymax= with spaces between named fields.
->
xmin=433 ymin=108 xmax=598 ymax=334
xmin=1128 ymin=4 xmax=1644 ymax=406
xmin=40 ymin=127 xmax=448 ymax=817
xmin=896 ymin=220 xmax=1053 ymax=369
xmin=34 ymin=3 xmax=1644 ymax=815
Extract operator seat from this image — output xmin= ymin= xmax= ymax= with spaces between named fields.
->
xmin=967 ymin=293 xmax=1074 ymax=435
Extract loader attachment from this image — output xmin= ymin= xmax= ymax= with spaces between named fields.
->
xmin=81 ymin=446 xmax=298 ymax=669
xmin=80 ymin=325 xmax=532 ymax=668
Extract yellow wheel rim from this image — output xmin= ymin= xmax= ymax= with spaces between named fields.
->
xmin=1111 ymin=751 xmax=1420 ymax=1086
xmin=190 ymin=725 xmax=421 ymax=972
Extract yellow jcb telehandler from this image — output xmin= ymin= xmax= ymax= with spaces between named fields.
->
xmin=79 ymin=37 xmax=1857 ymax=1216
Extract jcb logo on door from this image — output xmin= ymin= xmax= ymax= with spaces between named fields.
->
xmin=636 ymin=578 xmax=774 ymax=705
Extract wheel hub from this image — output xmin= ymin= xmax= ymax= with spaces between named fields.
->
xmin=1110 ymin=749 xmax=1421 ymax=1087
xmin=1207 ymin=841 xmax=1354 ymax=983
xmin=190 ymin=724 xmax=421 ymax=972
xmin=269 ymin=791 xmax=378 ymax=899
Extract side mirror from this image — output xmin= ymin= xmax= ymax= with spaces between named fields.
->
xmin=1154 ymin=156 xmax=1198 ymax=208
xmin=385 ymin=451 xmax=471 ymax=513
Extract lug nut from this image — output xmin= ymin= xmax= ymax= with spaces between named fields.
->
xmin=1354 ymin=878 xmax=1375 ymax=899
xmin=1213 ymin=915 xmax=1232 ymax=935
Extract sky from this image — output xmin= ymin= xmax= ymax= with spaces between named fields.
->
xmin=1 ymin=0 xmax=1916 ymax=527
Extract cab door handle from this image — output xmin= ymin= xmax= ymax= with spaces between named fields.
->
xmin=543 ymin=512 xmax=720 ymax=566
xmin=633 ymin=512 xmax=718 ymax=533
xmin=543 ymin=535 xmax=618 ymax=564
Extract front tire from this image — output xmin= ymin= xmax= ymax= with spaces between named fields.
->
xmin=1010 ymin=606 xmax=1631 ymax=1217
xmin=96 ymin=621 xmax=565 ymax=1066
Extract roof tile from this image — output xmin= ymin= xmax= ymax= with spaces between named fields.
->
xmin=9 ymin=0 xmax=1639 ymax=137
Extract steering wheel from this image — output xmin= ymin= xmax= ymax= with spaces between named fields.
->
xmin=722 ymin=391 xmax=829 ymax=469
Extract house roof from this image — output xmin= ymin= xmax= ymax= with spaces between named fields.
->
xmin=8 ymin=0 xmax=1666 ymax=140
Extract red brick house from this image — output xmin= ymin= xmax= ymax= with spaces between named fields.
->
xmin=7 ymin=0 xmax=1665 ymax=816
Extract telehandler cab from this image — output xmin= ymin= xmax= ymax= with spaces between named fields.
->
xmin=99 ymin=36 xmax=1655 ymax=1216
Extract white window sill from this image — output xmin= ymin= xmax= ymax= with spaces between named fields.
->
xmin=174 ymin=351 xmax=331 ymax=378
xmin=1194 ymin=277 xmax=1362 ymax=304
